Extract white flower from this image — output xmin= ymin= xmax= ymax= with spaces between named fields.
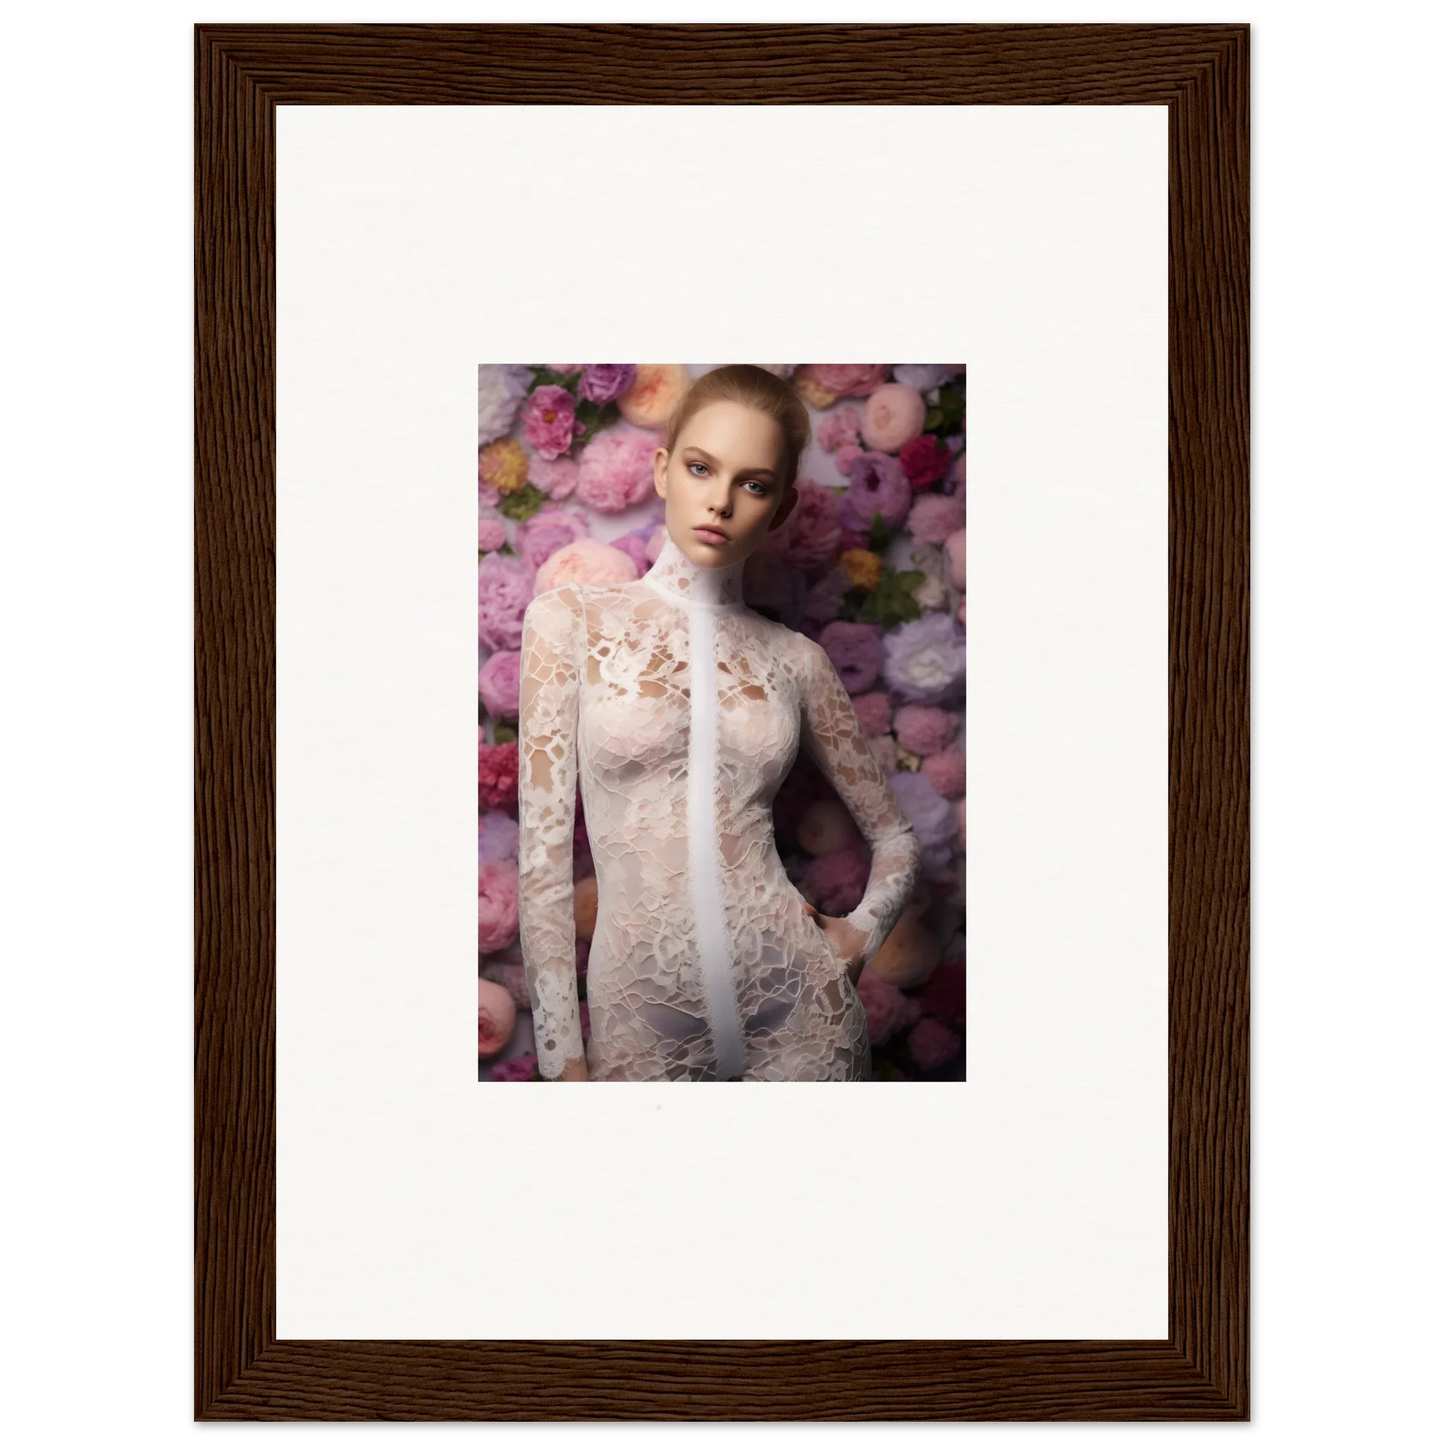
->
xmin=912 ymin=574 xmax=949 ymax=612
xmin=892 ymin=364 xmax=958 ymax=393
xmin=478 ymin=364 xmax=533 ymax=447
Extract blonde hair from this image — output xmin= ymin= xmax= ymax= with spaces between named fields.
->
xmin=663 ymin=365 xmax=811 ymax=490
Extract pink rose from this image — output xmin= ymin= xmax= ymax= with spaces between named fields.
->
xmin=516 ymin=506 xmax=591 ymax=570
xmin=529 ymin=454 xmax=580 ymax=500
xmin=477 ymin=553 xmax=536 ymax=651
xmin=893 ymin=704 xmax=956 ymax=757
xmin=907 ymin=1016 xmax=961 ymax=1071
xmin=477 ymin=516 xmax=507 ymax=552
xmin=522 ymin=384 xmax=583 ymax=460
xmin=850 ymin=691 xmax=893 ymax=737
xmin=819 ymin=620 xmax=883 ymax=693
xmin=477 ymin=977 xmax=518 ymax=1058
xmin=478 ymin=649 xmax=522 ymax=720
xmin=855 ymin=972 xmax=912 ymax=1045
xmin=817 ymin=405 xmax=864 ymax=453
xmin=861 ymin=383 xmax=926 ymax=453
xmin=762 ymin=478 xmax=841 ymax=573
xmin=576 ymin=422 xmax=663 ymax=512
xmin=908 ymin=493 xmax=967 ymax=546
xmin=535 ymin=538 xmax=639 ymax=592
xmin=921 ymin=746 xmax=967 ymax=800
xmin=477 ymin=861 xmax=520 ymax=953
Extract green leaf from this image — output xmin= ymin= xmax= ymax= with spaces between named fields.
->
xmin=492 ymin=721 xmax=518 ymax=744
xmin=498 ymin=484 xmax=547 ymax=522
xmin=867 ymin=512 xmax=891 ymax=548
xmin=926 ymin=385 xmax=965 ymax=435
xmin=529 ymin=365 xmax=579 ymax=393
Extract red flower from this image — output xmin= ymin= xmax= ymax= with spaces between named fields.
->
xmin=478 ymin=741 xmax=519 ymax=812
xmin=916 ymin=959 xmax=967 ymax=1030
xmin=899 ymin=433 xmax=953 ymax=491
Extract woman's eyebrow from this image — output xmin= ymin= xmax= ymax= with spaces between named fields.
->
xmin=681 ymin=445 xmax=776 ymax=480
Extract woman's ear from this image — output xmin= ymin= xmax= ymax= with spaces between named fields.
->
xmin=766 ymin=483 xmax=800 ymax=531
xmin=653 ymin=447 xmax=669 ymax=500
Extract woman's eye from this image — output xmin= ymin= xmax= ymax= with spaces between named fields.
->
xmin=745 ymin=480 xmax=768 ymax=496
xmin=688 ymin=462 xmax=708 ymax=477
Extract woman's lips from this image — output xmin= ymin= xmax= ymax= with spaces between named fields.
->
xmin=692 ymin=525 xmax=731 ymax=545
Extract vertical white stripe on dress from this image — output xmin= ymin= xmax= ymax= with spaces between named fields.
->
xmin=686 ymin=602 xmax=746 ymax=1079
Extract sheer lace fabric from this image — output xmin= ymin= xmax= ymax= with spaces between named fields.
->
xmin=517 ymin=531 xmax=922 ymax=1081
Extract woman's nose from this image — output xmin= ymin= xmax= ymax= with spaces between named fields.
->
xmin=706 ymin=477 xmax=732 ymax=515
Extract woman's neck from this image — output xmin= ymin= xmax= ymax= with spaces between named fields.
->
xmin=643 ymin=528 xmax=747 ymax=609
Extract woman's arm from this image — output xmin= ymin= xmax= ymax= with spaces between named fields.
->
xmin=798 ymin=636 xmax=922 ymax=967
xmin=517 ymin=586 xmax=588 ymax=1080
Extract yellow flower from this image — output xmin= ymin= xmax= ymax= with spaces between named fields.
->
xmin=839 ymin=546 xmax=884 ymax=591
xmin=793 ymin=371 xmax=840 ymax=409
xmin=479 ymin=437 xmax=529 ymax=496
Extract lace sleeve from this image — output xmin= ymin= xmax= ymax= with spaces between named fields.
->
xmin=517 ymin=586 xmax=586 ymax=1079
xmin=799 ymin=636 xmax=922 ymax=963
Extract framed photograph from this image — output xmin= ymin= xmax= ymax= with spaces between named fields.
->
xmin=196 ymin=22 xmax=1248 ymax=1420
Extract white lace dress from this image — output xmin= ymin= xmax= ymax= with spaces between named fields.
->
xmin=516 ymin=531 xmax=922 ymax=1081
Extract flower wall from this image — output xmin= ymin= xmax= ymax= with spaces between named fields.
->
xmin=478 ymin=364 xmax=966 ymax=1081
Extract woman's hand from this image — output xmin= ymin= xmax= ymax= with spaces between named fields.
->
xmin=557 ymin=1053 xmax=590 ymax=1081
xmin=802 ymin=901 xmax=869 ymax=987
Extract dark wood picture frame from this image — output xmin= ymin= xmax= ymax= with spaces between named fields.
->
xmin=196 ymin=22 xmax=1248 ymax=1421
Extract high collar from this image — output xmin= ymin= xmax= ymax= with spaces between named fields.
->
xmin=643 ymin=529 xmax=747 ymax=609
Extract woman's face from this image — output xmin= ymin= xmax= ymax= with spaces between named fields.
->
xmin=653 ymin=400 xmax=800 ymax=570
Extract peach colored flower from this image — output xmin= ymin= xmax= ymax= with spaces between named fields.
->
xmin=839 ymin=547 xmax=884 ymax=591
xmin=861 ymin=383 xmax=926 ymax=453
xmin=479 ymin=436 xmax=529 ymax=496
xmin=535 ymin=538 xmax=638 ymax=592
xmin=618 ymin=363 xmax=690 ymax=429
xmin=477 ymin=977 xmax=518 ymax=1058
xmin=945 ymin=529 xmax=966 ymax=589
xmin=793 ymin=371 xmax=839 ymax=409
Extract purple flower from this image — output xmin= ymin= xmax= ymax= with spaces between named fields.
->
xmin=803 ymin=567 xmax=852 ymax=623
xmin=477 ymin=553 xmax=536 ymax=651
xmin=477 ymin=364 xmax=532 ymax=448
xmin=892 ymin=364 xmax=960 ymax=393
xmin=839 ymin=450 xmax=911 ymax=532
xmin=522 ymin=385 xmax=583 ymax=460
xmin=478 ymin=810 xmax=520 ymax=862
xmin=490 ymin=1053 xmax=540 ymax=1082
xmin=819 ymin=621 xmax=884 ymax=693
xmin=882 ymin=612 xmax=966 ymax=705
xmin=889 ymin=771 xmax=957 ymax=871
xmin=577 ymin=365 xmax=637 ymax=405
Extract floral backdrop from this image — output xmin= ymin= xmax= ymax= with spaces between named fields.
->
xmin=478 ymin=364 xmax=966 ymax=1081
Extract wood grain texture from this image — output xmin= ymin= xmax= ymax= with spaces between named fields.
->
xmin=195 ymin=22 xmax=1248 ymax=1421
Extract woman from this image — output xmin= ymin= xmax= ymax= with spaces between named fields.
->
xmin=517 ymin=365 xmax=921 ymax=1081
